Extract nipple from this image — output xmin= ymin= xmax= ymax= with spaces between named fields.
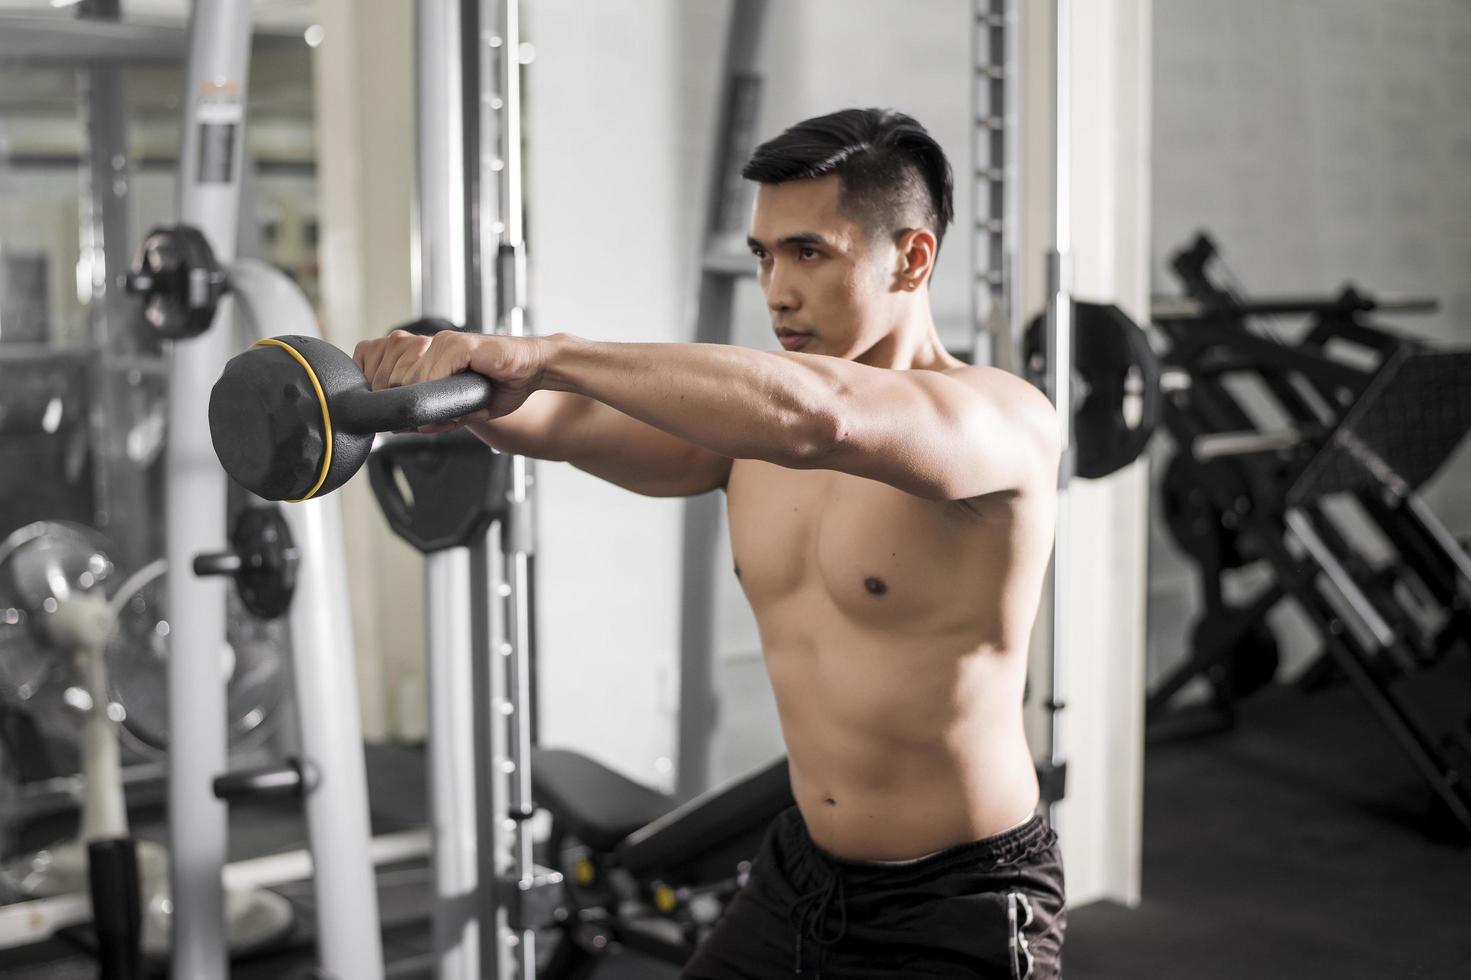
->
xmin=864 ymin=577 xmax=887 ymax=596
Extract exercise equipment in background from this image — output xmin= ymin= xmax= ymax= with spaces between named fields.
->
xmin=0 ymin=522 xmax=151 ymax=980
xmin=106 ymin=3 xmax=382 ymax=973
xmin=208 ymin=332 xmax=496 ymax=502
xmin=1148 ymin=232 xmax=1471 ymax=840
xmin=0 ymin=523 xmax=294 ymax=974
xmin=532 ymin=749 xmax=792 ymax=975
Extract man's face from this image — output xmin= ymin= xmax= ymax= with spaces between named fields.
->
xmin=747 ymin=174 xmax=896 ymax=359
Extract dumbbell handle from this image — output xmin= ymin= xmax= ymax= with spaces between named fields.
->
xmin=334 ymin=373 xmax=495 ymax=434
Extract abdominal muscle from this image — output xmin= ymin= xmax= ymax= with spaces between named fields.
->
xmin=762 ymin=628 xmax=1041 ymax=862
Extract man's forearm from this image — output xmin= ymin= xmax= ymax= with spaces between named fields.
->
xmin=467 ymin=389 xmax=592 ymax=460
xmin=538 ymin=334 xmax=840 ymax=465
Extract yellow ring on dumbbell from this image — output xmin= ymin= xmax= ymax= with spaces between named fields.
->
xmin=654 ymin=883 xmax=678 ymax=914
xmin=574 ymin=858 xmax=596 ymax=886
xmin=253 ymin=338 xmax=333 ymax=502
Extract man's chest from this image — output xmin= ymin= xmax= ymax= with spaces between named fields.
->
xmin=725 ymin=459 xmax=994 ymax=626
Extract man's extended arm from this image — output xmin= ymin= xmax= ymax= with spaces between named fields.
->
xmin=354 ymin=331 xmax=730 ymax=498
xmin=467 ymin=391 xmax=731 ymax=497
xmin=537 ymin=334 xmax=1059 ymax=500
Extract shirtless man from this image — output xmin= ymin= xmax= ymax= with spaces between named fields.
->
xmin=356 ymin=108 xmax=1065 ymax=979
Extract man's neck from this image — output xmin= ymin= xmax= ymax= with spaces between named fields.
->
xmin=855 ymin=302 xmax=963 ymax=372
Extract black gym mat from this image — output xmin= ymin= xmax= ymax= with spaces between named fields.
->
xmin=1066 ymin=652 xmax=1471 ymax=980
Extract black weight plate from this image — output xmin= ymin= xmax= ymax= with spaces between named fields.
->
xmin=130 ymin=224 xmax=226 ymax=339
xmin=368 ymin=430 xmax=511 ymax=553
xmin=231 ymin=506 xmax=298 ymax=620
xmin=1024 ymin=302 xmax=1162 ymax=479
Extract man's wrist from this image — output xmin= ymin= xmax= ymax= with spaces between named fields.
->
xmin=537 ymin=332 xmax=589 ymax=395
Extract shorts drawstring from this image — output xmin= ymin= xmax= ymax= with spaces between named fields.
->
xmin=789 ymin=862 xmax=847 ymax=977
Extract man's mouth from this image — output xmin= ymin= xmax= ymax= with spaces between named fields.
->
xmin=776 ymin=329 xmax=813 ymax=351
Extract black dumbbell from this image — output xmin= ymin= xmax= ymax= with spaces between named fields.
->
xmin=209 ymin=334 xmax=494 ymax=501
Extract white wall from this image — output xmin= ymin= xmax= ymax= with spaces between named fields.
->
xmin=312 ymin=0 xmax=418 ymax=740
xmin=1148 ymin=0 xmax=1471 ymax=690
xmin=526 ymin=0 xmax=718 ymax=791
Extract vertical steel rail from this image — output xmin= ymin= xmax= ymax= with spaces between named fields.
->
xmin=493 ymin=1 xmax=540 ymax=976
xmin=678 ymin=0 xmax=770 ymax=801
xmin=166 ymin=2 xmax=252 ymax=975
xmin=414 ymin=1 xmax=481 ymax=976
xmin=462 ymin=0 xmax=538 ymax=976
xmin=971 ymin=0 xmax=1014 ymax=367
xmin=228 ymin=260 xmax=385 ymax=980
xmin=1003 ymin=0 xmax=1022 ymax=361
xmin=80 ymin=0 xmax=156 ymax=570
xmin=1041 ymin=0 xmax=1073 ymax=826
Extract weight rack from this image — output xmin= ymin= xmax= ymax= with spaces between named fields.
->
xmin=1148 ymin=233 xmax=1471 ymax=840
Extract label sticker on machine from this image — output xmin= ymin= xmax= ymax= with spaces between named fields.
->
xmin=195 ymin=90 xmax=242 ymax=185
xmin=197 ymin=123 xmax=237 ymax=184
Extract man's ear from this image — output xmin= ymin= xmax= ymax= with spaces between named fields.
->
xmin=893 ymin=227 xmax=938 ymax=292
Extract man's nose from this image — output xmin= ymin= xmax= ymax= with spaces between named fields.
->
xmin=765 ymin=262 xmax=799 ymax=313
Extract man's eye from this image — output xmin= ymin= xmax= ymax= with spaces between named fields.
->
xmin=798 ymin=247 xmax=819 ymax=260
xmin=751 ymin=249 xmax=769 ymax=261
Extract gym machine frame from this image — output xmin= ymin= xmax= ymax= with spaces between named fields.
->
xmin=399 ymin=1 xmax=558 ymax=977
xmin=1036 ymin=0 xmax=1074 ymax=821
xmin=0 ymin=9 xmax=415 ymax=974
xmin=1147 ymin=234 xmax=1471 ymax=839
xmin=155 ymin=2 xmax=382 ymax=977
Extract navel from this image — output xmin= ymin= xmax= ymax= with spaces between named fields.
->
xmin=864 ymin=576 xmax=888 ymax=596
xmin=823 ymin=797 xmax=837 ymax=807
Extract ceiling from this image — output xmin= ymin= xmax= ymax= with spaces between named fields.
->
xmin=0 ymin=0 xmax=317 ymax=31
xmin=0 ymin=0 xmax=317 ymax=129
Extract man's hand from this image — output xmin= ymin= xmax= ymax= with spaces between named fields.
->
xmin=352 ymin=329 xmax=551 ymax=431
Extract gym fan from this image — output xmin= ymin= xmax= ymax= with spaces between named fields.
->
xmin=0 ymin=521 xmax=293 ymax=959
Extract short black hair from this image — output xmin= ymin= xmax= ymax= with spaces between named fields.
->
xmin=742 ymin=108 xmax=954 ymax=251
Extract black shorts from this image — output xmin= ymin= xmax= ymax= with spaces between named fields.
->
xmin=682 ymin=804 xmax=1065 ymax=980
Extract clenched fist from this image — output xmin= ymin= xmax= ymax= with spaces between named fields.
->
xmin=352 ymin=329 xmax=552 ymax=430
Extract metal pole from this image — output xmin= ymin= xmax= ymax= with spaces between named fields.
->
xmin=1042 ymin=0 xmax=1073 ymax=827
xmin=970 ymin=0 xmax=1014 ymax=368
xmin=1003 ymin=0 xmax=1022 ymax=363
xmin=229 ymin=259 xmax=384 ymax=980
xmin=454 ymin=0 xmax=508 ymax=973
xmin=462 ymin=1 xmax=540 ymax=976
xmin=414 ymin=1 xmax=481 ymax=976
xmin=678 ymin=0 xmax=769 ymax=800
xmin=167 ymin=2 xmax=253 ymax=975
xmin=493 ymin=4 xmax=540 ymax=977
xmin=1404 ymin=494 xmax=1471 ymax=600
xmin=79 ymin=0 xmax=158 ymax=571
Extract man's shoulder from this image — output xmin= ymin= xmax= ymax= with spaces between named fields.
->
xmin=938 ymin=364 xmax=1057 ymax=432
xmin=937 ymin=364 xmax=1060 ymax=500
xmin=941 ymin=361 xmax=1043 ymax=397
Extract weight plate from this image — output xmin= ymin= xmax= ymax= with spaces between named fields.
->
xmin=1024 ymin=302 xmax=1162 ymax=479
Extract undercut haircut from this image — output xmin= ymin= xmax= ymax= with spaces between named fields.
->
xmin=742 ymin=108 xmax=955 ymax=252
